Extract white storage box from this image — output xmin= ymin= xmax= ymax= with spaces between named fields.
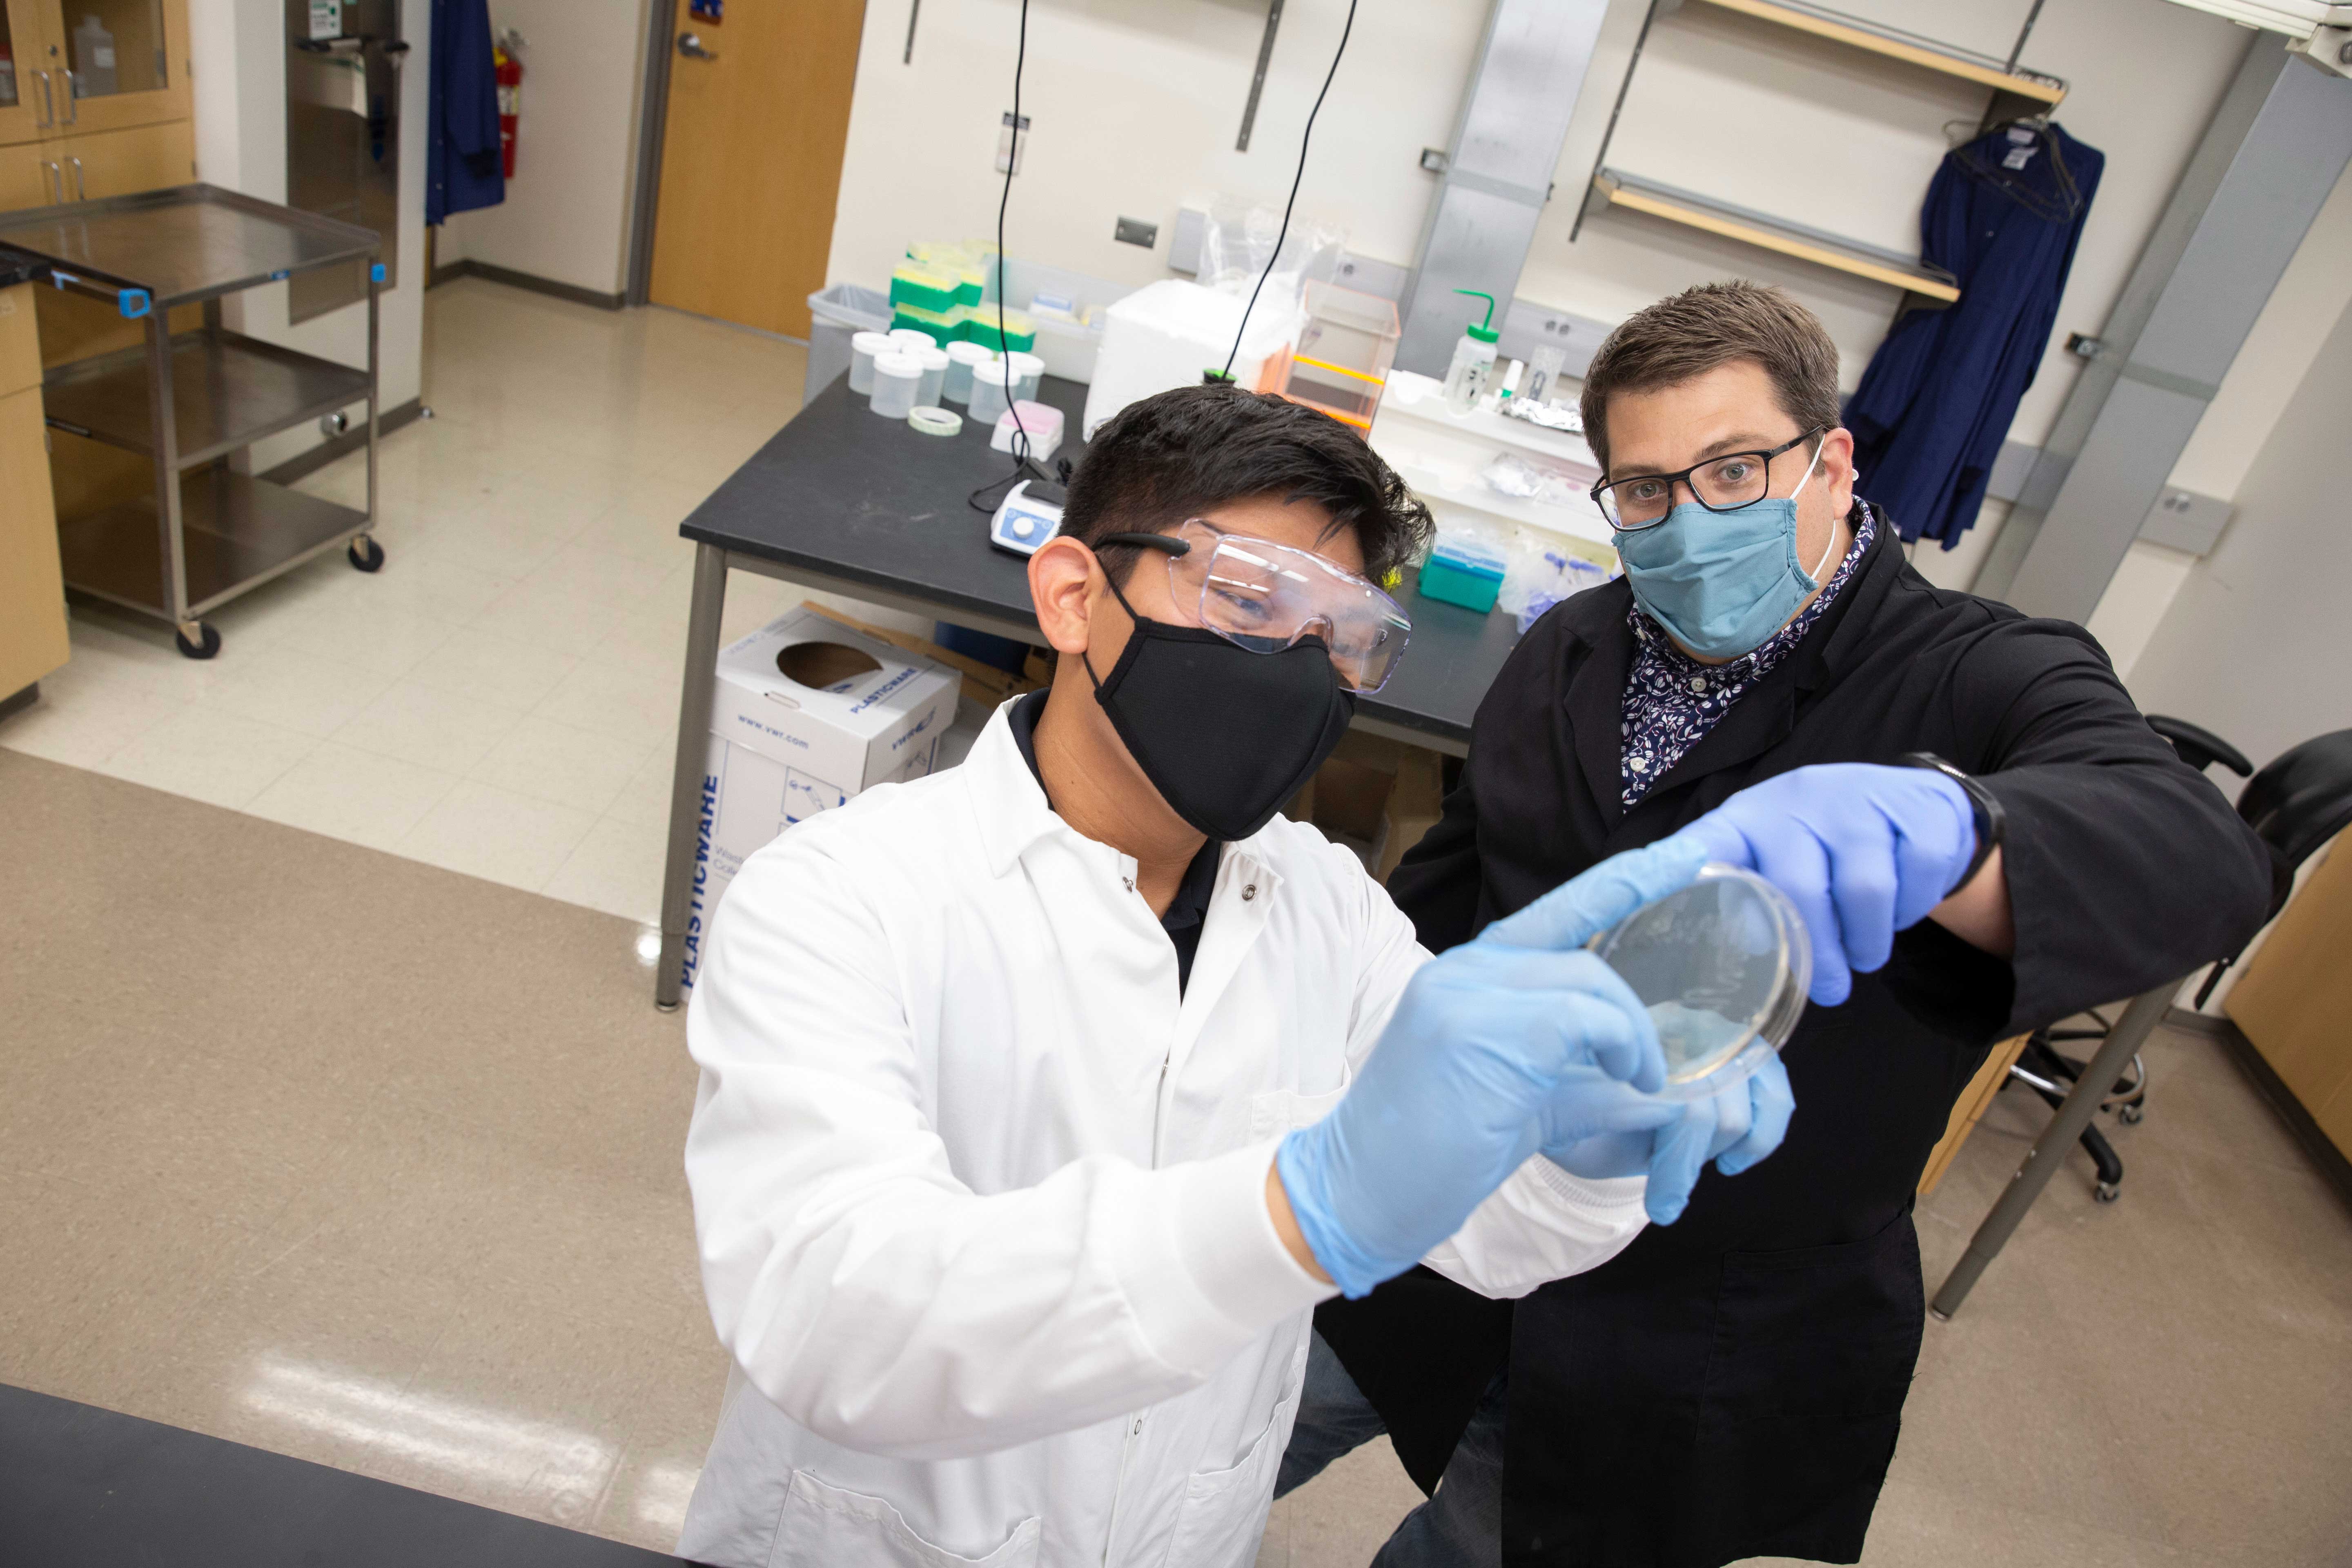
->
xmin=677 ymin=606 xmax=958 ymax=991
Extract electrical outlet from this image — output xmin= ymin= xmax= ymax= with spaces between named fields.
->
xmin=995 ymin=113 xmax=1031 ymax=176
xmin=1114 ymin=216 xmax=1158 ymax=248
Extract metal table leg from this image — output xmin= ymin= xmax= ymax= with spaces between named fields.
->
xmin=655 ymin=545 xmax=732 ymax=1011
xmin=1930 ymin=980 xmax=2175 ymax=1319
xmin=146 ymin=307 xmax=190 ymax=641
xmin=364 ymin=262 xmax=379 ymax=530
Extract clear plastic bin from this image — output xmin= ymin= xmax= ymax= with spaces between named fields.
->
xmin=808 ymin=283 xmax=894 ymax=402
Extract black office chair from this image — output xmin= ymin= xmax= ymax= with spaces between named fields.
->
xmin=2002 ymin=718 xmax=2352 ymax=1200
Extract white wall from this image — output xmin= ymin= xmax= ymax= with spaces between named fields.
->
xmin=1528 ymin=0 xmax=2254 ymax=445
xmin=822 ymin=0 xmax=1483 ymax=299
xmin=437 ymin=0 xmax=646 ymax=297
xmin=189 ymin=0 xmax=429 ymax=470
xmin=2082 ymin=152 xmax=2352 ymax=674
xmin=2126 ymin=287 xmax=2352 ymax=779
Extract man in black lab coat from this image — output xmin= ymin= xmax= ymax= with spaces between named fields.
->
xmin=1284 ymin=283 xmax=2276 ymax=1567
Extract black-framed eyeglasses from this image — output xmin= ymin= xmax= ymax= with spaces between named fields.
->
xmin=1591 ymin=427 xmax=1825 ymax=532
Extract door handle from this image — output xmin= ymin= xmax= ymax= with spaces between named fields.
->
xmin=676 ymin=31 xmax=717 ymax=60
xmin=69 ymin=157 xmax=87 ymax=200
xmin=36 ymin=69 xmax=53 ymax=128
xmin=62 ymin=68 xmax=79 ymax=121
xmin=42 ymin=161 xmax=61 ymax=204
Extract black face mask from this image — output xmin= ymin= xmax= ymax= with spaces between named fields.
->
xmin=1085 ymin=577 xmax=1355 ymax=842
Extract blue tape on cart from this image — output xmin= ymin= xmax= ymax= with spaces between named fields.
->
xmin=271 ymin=269 xmax=290 ymax=281
xmin=371 ymin=263 xmax=386 ymax=283
xmin=117 ymin=289 xmax=152 ymax=319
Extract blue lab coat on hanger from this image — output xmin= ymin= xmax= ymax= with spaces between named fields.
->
xmin=427 ymin=0 xmax=503 ymax=226
xmin=1845 ymin=122 xmax=2103 ymax=550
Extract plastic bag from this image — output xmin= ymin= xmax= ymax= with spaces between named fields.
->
xmin=1500 ymin=535 xmax=1616 ymax=633
xmin=1483 ymin=450 xmax=1598 ymax=509
xmin=1199 ymin=196 xmax=1345 ymax=348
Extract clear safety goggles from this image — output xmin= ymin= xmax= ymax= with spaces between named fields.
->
xmin=1100 ymin=518 xmax=1413 ymax=693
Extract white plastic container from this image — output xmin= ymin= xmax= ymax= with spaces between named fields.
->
xmin=870 ymin=352 xmax=924 ymax=419
xmin=911 ymin=345 xmax=950 ymax=410
xmin=968 ymin=357 xmax=1016 ymax=427
xmin=848 ymin=331 xmax=894 ymax=396
xmin=943 ymin=341 xmax=993 ymax=405
xmin=991 ymin=401 xmax=1065 ymax=463
xmin=72 ymin=13 xmax=118 ymax=97
xmin=1443 ymin=332 xmax=1498 ymax=416
xmin=1081 ymin=278 xmax=1297 ymax=439
xmin=1002 ymin=351 xmax=1046 ymax=406
xmin=889 ymin=327 xmax=939 ymax=353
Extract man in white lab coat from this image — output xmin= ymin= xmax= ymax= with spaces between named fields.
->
xmin=676 ymin=385 xmax=1793 ymax=1568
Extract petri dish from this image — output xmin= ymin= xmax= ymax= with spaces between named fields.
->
xmin=1589 ymin=863 xmax=1810 ymax=1100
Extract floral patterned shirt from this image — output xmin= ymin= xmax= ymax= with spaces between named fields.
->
xmin=1619 ymin=502 xmax=1878 ymax=807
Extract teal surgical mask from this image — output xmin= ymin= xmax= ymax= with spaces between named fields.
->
xmin=1614 ymin=443 xmax=1836 ymax=661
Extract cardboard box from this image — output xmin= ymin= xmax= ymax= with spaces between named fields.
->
xmin=676 ymin=606 xmax=959 ymax=992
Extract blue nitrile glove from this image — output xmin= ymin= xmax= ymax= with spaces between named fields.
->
xmin=1680 ymin=764 xmax=1977 ymax=1007
xmin=1545 ymin=1054 xmax=1797 ymax=1224
xmin=1276 ymin=838 xmax=1706 ymax=1298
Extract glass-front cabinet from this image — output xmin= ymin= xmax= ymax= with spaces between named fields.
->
xmin=0 ymin=0 xmax=189 ymax=195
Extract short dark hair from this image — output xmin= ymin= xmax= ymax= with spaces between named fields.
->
xmin=1579 ymin=281 xmax=1842 ymax=476
xmin=1062 ymin=383 xmax=1432 ymax=584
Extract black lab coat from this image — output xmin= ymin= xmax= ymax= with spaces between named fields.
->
xmin=1317 ymin=517 xmax=2274 ymax=1567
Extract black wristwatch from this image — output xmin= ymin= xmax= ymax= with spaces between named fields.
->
xmin=1899 ymin=753 xmax=2005 ymax=889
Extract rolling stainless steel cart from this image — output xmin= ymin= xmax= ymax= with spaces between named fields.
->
xmin=0 ymin=184 xmax=383 ymax=659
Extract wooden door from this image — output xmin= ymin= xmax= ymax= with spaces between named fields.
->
xmin=0 ymin=138 xmax=51 ymax=207
xmin=648 ymin=0 xmax=865 ymax=339
xmin=55 ymin=116 xmax=189 ymax=199
xmin=28 ymin=0 xmax=189 ymax=138
xmin=0 ymin=0 xmax=55 ymax=146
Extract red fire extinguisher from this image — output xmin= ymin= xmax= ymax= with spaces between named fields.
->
xmin=494 ymin=40 xmax=522 ymax=179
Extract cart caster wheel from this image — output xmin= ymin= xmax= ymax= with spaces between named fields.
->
xmin=2118 ymin=1103 xmax=2144 ymax=1125
xmin=174 ymin=621 xmax=221 ymax=660
xmin=2094 ymin=1181 xmax=2121 ymax=1203
xmin=348 ymin=535 xmax=385 ymax=572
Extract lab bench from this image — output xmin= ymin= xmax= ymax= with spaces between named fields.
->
xmin=0 ymin=183 xmax=383 ymax=659
xmin=651 ymin=370 xmax=1526 ymax=1008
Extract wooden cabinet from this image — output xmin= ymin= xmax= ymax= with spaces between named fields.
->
xmin=0 ymin=0 xmax=189 ymax=155
xmin=0 ymin=137 xmax=48 ymax=206
xmin=2228 ymin=842 xmax=2352 ymax=1160
xmin=51 ymin=115 xmax=189 ymax=199
xmin=0 ymin=0 xmax=53 ymax=147
xmin=0 ymin=282 xmax=69 ymax=701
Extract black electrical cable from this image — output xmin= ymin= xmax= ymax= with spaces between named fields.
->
xmin=1218 ymin=0 xmax=1359 ymax=383
xmin=969 ymin=0 xmax=1042 ymax=514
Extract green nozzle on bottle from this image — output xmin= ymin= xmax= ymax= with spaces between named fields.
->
xmin=1454 ymin=288 xmax=1499 ymax=344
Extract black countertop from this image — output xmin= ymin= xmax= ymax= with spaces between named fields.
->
xmin=0 ymin=247 xmax=49 ymax=288
xmin=680 ymin=372 xmax=1527 ymax=748
xmin=0 ymin=1383 xmax=685 ymax=1568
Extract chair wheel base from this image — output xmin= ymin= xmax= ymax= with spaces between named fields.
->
xmin=2094 ymin=1182 xmax=2121 ymax=1203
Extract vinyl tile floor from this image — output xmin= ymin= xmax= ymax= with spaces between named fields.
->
xmin=5 ymin=749 xmax=2349 ymax=1564
xmin=0 ymin=278 xmax=935 ymax=932
xmin=5 ymin=283 xmax=2351 ymax=1564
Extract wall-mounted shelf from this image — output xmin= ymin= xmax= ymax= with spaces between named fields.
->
xmin=1586 ymin=169 xmax=1960 ymax=303
xmin=1689 ymin=0 xmax=2066 ymax=113
xmin=1571 ymin=0 xmax=2067 ymax=306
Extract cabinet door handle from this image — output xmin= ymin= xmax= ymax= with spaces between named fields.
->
xmin=62 ymin=68 xmax=79 ymax=122
xmin=42 ymin=161 xmax=61 ymax=204
xmin=69 ymin=157 xmax=87 ymax=201
xmin=36 ymin=70 xmax=54 ymax=128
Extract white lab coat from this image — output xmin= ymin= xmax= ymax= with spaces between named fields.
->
xmin=678 ymin=704 xmax=1649 ymax=1568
